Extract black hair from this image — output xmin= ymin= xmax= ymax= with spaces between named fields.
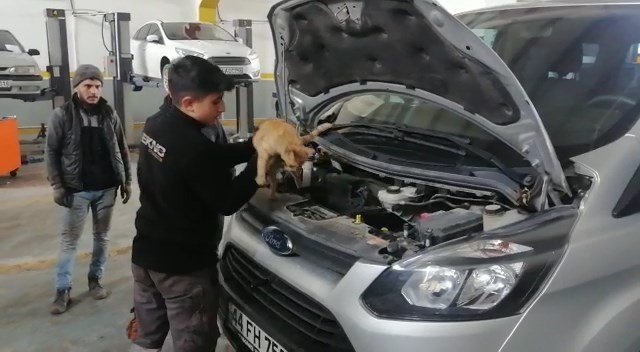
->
xmin=167 ymin=55 xmax=236 ymax=105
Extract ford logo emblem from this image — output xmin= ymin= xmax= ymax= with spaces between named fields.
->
xmin=261 ymin=226 xmax=294 ymax=256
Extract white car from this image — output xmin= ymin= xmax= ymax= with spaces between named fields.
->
xmin=0 ymin=29 xmax=44 ymax=101
xmin=130 ymin=21 xmax=260 ymax=85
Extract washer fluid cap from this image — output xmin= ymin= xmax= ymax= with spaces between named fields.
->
xmin=484 ymin=204 xmax=503 ymax=215
xmin=387 ymin=186 xmax=401 ymax=194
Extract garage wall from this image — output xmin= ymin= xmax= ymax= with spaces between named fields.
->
xmin=216 ymin=0 xmax=280 ymax=76
xmin=3 ymin=0 xmax=198 ymax=71
xmin=0 ymin=0 xmax=199 ymax=133
xmin=443 ymin=0 xmax=488 ymax=14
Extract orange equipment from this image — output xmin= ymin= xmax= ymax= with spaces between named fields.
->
xmin=0 ymin=116 xmax=21 ymax=177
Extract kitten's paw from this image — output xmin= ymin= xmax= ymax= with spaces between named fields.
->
xmin=255 ymin=175 xmax=268 ymax=187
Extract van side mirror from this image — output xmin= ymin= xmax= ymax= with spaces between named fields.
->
xmin=236 ymin=37 xmax=244 ymax=44
xmin=27 ymin=49 xmax=40 ymax=56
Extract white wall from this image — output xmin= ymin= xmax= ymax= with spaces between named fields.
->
xmin=2 ymin=0 xmax=198 ymax=72
xmin=440 ymin=0 xmax=488 ymax=14
xmin=216 ymin=0 xmax=280 ymax=75
xmin=443 ymin=0 xmax=519 ymax=14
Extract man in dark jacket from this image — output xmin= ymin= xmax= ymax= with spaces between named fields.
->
xmin=45 ymin=64 xmax=132 ymax=314
xmin=130 ymin=56 xmax=259 ymax=352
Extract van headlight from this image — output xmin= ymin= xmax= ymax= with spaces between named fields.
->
xmin=9 ymin=65 xmax=38 ymax=74
xmin=248 ymin=49 xmax=258 ymax=60
xmin=361 ymin=207 xmax=578 ymax=321
xmin=399 ymin=241 xmax=528 ymax=310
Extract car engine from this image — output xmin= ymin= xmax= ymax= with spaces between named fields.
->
xmin=267 ymin=147 xmax=534 ymax=263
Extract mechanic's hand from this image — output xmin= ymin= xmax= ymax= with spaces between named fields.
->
xmin=120 ymin=183 xmax=132 ymax=204
xmin=53 ymin=188 xmax=72 ymax=208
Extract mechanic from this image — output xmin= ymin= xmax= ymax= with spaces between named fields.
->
xmin=130 ymin=55 xmax=259 ymax=352
xmin=46 ymin=64 xmax=132 ymax=315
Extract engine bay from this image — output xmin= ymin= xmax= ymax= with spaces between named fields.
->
xmin=254 ymin=146 xmax=558 ymax=264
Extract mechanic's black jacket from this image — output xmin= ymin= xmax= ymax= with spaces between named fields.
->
xmin=133 ymin=103 xmax=258 ymax=274
xmin=45 ymin=94 xmax=131 ymax=191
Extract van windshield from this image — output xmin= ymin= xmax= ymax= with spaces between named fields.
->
xmin=0 ymin=30 xmax=25 ymax=53
xmin=457 ymin=5 xmax=640 ymax=160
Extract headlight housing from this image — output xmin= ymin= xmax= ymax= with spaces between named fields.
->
xmin=9 ymin=65 xmax=38 ymax=75
xmin=175 ymin=48 xmax=205 ymax=58
xmin=248 ymin=49 xmax=259 ymax=60
xmin=361 ymin=207 xmax=577 ymax=321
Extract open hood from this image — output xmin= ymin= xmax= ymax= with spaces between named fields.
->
xmin=268 ymin=0 xmax=570 ymax=195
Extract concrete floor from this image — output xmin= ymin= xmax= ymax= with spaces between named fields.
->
xmin=0 ymin=154 xmax=232 ymax=352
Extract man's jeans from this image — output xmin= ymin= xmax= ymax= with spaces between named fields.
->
xmin=55 ymin=187 xmax=117 ymax=290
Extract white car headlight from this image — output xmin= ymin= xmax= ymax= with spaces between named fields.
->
xmin=9 ymin=65 xmax=38 ymax=75
xmin=175 ymin=48 xmax=206 ymax=58
xmin=248 ymin=49 xmax=259 ymax=60
xmin=362 ymin=208 xmax=578 ymax=321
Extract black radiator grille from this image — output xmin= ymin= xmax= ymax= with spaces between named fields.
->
xmin=221 ymin=245 xmax=355 ymax=351
xmin=209 ymin=56 xmax=250 ymax=65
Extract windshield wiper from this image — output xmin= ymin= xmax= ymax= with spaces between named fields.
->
xmin=325 ymin=123 xmax=527 ymax=185
xmin=327 ymin=122 xmax=471 ymax=143
xmin=329 ymin=124 xmax=466 ymax=155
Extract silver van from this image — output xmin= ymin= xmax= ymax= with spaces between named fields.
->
xmin=0 ymin=29 xmax=44 ymax=101
xmin=219 ymin=1 xmax=640 ymax=351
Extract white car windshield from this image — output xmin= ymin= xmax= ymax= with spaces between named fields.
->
xmin=0 ymin=30 xmax=25 ymax=53
xmin=162 ymin=22 xmax=235 ymax=41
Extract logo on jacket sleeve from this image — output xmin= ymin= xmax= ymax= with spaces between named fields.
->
xmin=261 ymin=226 xmax=294 ymax=256
xmin=141 ymin=133 xmax=166 ymax=162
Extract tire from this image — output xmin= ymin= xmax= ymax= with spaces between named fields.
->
xmin=161 ymin=60 xmax=170 ymax=93
xmin=10 ymin=169 xmax=18 ymax=177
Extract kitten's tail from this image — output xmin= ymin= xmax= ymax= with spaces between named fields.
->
xmin=301 ymin=123 xmax=333 ymax=144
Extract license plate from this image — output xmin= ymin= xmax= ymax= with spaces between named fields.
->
xmin=0 ymin=80 xmax=10 ymax=89
xmin=229 ymin=303 xmax=288 ymax=352
xmin=221 ymin=67 xmax=244 ymax=75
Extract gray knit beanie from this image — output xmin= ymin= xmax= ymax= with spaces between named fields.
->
xmin=73 ymin=64 xmax=103 ymax=87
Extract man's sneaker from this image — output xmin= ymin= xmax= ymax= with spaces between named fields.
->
xmin=88 ymin=278 xmax=110 ymax=300
xmin=50 ymin=288 xmax=71 ymax=315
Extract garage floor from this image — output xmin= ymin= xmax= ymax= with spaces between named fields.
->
xmin=0 ymin=154 xmax=233 ymax=352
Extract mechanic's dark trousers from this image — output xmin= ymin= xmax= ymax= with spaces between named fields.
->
xmin=131 ymin=263 xmax=219 ymax=352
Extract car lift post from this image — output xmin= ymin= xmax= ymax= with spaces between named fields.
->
xmin=44 ymin=9 xmax=72 ymax=109
xmin=105 ymin=12 xmax=133 ymax=134
xmin=232 ymin=19 xmax=255 ymax=142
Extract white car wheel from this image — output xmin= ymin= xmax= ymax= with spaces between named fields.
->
xmin=162 ymin=63 xmax=170 ymax=93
